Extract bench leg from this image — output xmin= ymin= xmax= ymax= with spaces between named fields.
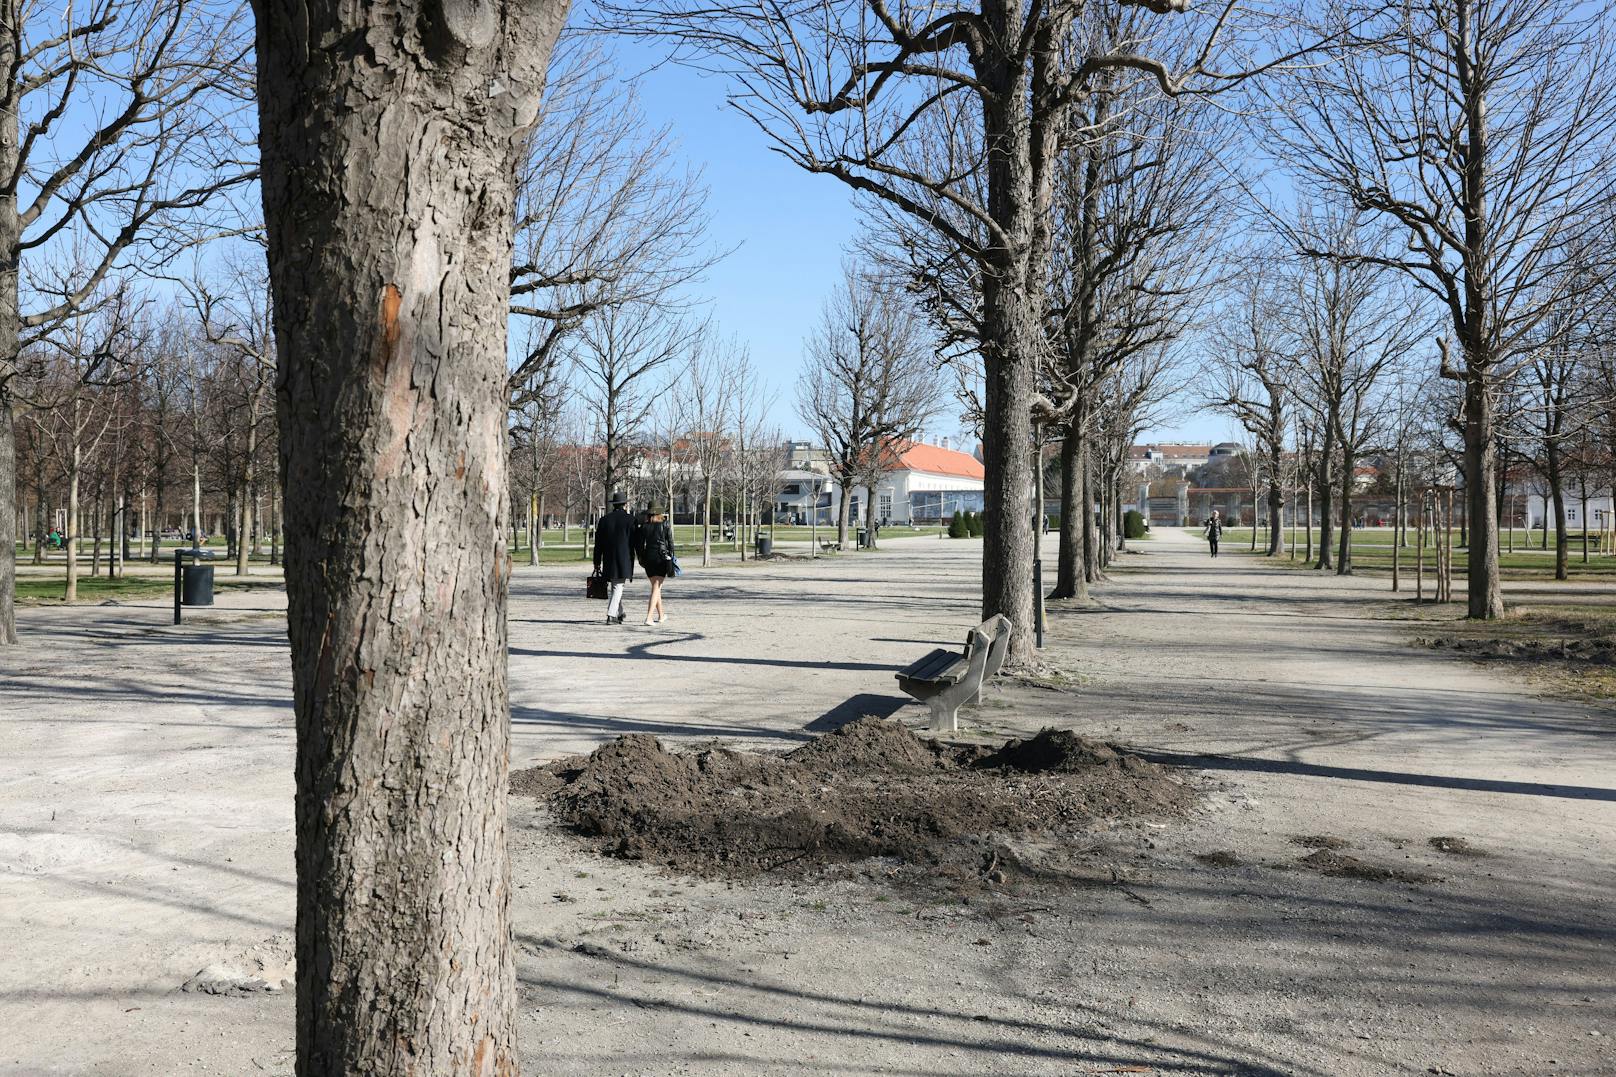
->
xmin=927 ymin=697 xmax=957 ymax=733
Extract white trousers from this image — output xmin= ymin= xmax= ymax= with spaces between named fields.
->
xmin=606 ymin=580 xmax=626 ymax=617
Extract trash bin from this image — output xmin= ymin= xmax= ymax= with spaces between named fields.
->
xmin=182 ymin=563 xmax=215 ymax=606
xmin=755 ymin=535 xmax=773 ymax=558
xmin=856 ymin=528 xmax=867 ymax=548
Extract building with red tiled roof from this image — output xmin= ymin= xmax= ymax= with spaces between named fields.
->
xmin=772 ymin=438 xmax=987 ymax=526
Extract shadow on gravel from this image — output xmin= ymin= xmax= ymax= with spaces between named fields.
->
xmin=1136 ymin=750 xmax=1616 ymax=802
xmin=517 ymin=935 xmax=1306 ymax=1076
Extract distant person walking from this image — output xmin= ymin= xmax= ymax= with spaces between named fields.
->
xmin=593 ymin=490 xmax=636 ymax=625
xmin=635 ymin=502 xmax=676 ymax=626
xmin=1204 ymin=509 xmax=1223 ymax=558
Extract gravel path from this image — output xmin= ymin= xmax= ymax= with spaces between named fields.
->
xmin=1 ymin=530 xmax=1611 ymax=1075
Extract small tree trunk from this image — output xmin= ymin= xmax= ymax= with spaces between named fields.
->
xmin=1316 ymin=427 xmax=1335 ymax=570
xmin=1463 ymin=374 xmax=1504 ymax=617
xmin=1337 ymin=447 xmax=1355 ymax=575
xmin=835 ymin=477 xmax=851 ymax=549
xmin=92 ymin=489 xmax=103 ymax=578
xmin=1051 ymin=427 xmax=1083 ymax=600
xmin=702 ymin=475 xmax=713 ymax=566
xmin=1545 ymin=437 xmax=1567 ymax=581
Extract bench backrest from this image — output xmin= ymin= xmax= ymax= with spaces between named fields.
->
xmin=970 ymin=614 xmax=1014 ymax=678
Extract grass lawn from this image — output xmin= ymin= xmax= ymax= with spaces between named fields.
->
xmin=1221 ymin=528 xmax=1616 ymax=580
xmin=15 ymin=573 xmax=286 ymax=604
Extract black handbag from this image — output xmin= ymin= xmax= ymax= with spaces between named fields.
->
xmin=586 ymin=572 xmax=609 ymax=600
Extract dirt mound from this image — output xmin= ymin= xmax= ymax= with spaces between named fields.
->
xmin=786 ymin=715 xmax=943 ymax=774
xmin=518 ymin=717 xmax=1193 ymax=883
xmin=1420 ymin=635 xmax=1616 ymax=664
xmin=1290 ymin=834 xmax=1350 ymax=850
xmin=1428 ymin=835 xmax=1487 ymax=857
xmin=1295 ymin=848 xmax=1433 ymax=885
xmin=979 ymin=728 xmax=1125 ymax=772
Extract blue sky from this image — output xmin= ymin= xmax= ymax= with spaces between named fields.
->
xmin=606 ymin=33 xmax=1225 ymax=448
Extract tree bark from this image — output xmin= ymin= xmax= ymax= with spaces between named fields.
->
xmin=1462 ymin=373 xmax=1504 ymax=617
xmin=254 ymin=2 xmax=565 ymax=1073
xmin=1337 ymin=447 xmax=1355 ymax=575
xmin=1051 ymin=427 xmax=1085 ymax=600
xmin=1545 ymin=434 xmax=1567 ymax=581
xmin=1315 ymin=427 xmax=1335 ymax=571
xmin=0 ymin=395 xmax=14 ymax=642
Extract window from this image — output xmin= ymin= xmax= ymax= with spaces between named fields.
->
xmin=878 ymin=493 xmax=893 ymax=521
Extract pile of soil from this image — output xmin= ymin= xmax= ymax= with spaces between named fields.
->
xmin=1419 ymin=635 xmax=1616 ymax=664
xmin=514 ymin=718 xmax=1194 ymax=882
xmin=1294 ymin=848 xmax=1433 ymax=885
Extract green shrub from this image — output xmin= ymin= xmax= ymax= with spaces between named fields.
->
xmin=1045 ymin=513 xmax=1060 ymax=532
xmin=1124 ymin=510 xmax=1147 ymax=540
xmin=948 ymin=513 xmax=969 ymax=538
xmin=966 ymin=511 xmax=985 ymax=538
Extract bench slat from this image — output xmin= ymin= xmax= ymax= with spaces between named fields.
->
xmin=897 ymin=647 xmax=970 ymax=684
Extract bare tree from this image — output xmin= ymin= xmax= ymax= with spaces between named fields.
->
xmin=254 ymin=1 xmax=567 ymax=1071
xmin=573 ymin=301 xmax=694 ymax=497
xmin=797 ymin=262 xmax=938 ymax=550
xmin=187 ymin=255 xmax=275 ymax=576
xmin=507 ymin=35 xmax=715 ymax=408
xmin=677 ymin=332 xmax=741 ymax=567
xmin=1265 ymin=0 xmax=1616 ymax=614
xmin=1205 ymin=264 xmax=1289 ymax=556
xmin=1280 ymin=215 xmax=1425 ymax=575
xmin=21 ymin=286 xmax=147 ymax=600
xmin=607 ymin=0 xmax=1270 ymax=660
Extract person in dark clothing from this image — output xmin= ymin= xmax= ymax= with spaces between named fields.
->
xmin=593 ymin=490 xmax=636 ymax=624
xmin=634 ymin=502 xmax=676 ymax=625
xmin=1204 ymin=509 xmax=1223 ymax=558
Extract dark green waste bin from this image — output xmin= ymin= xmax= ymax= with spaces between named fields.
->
xmin=182 ymin=563 xmax=214 ymax=606
xmin=756 ymin=535 xmax=773 ymax=558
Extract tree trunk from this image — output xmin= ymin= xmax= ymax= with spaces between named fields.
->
xmin=1315 ymin=427 xmax=1335 ymax=570
xmin=0 ymin=394 xmax=14 ymax=642
xmin=1391 ymin=463 xmax=1402 ymax=592
xmin=1051 ymin=426 xmax=1085 ymax=600
xmin=1545 ymin=435 xmax=1567 ymax=581
xmin=702 ymin=475 xmax=713 ymax=566
xmin=64 ymin=439 xmax=80 ymax=602
xmin=255 ymin=2 xmax=564 ymax=1072
xmin=1303 ymin=465 xmax=1313 ymax=563
xmin=1265 ymin=441 xmax=1283 ymax=556
xmin=1337 ymin=446 xmax=1355 ymax=575
xmin=1463 ymin=373 xmax=1504 ymax=617
xmin=0 ymin=36 xmax=18 ymax=641
xmin=835 ymin=477 xmax=851 ymax=550
xmin=979 ymin=281 xmax=1037 ymax=662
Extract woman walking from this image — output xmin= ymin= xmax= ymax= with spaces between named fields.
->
xmin=635 ymin=503 xmax=676 ymax=625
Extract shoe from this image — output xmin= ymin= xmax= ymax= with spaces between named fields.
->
xmin=656 ymin=613 xmax=667 ymax=623
xmin=643 ymin=617 xmax=655 ymax=626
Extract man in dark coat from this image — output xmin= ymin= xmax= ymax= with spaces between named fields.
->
xmin=593 ymin=490 xmax=637 ymax=624
xmin=1204 ymin=509 xmax=1223 ymax=558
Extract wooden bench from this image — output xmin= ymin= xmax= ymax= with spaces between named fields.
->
xmin=894 ymin=615 xmax=1014 ymax=732
xmin=820 ymin=540 xmax=841 ymax=553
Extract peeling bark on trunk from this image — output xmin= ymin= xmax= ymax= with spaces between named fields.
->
xmin=254 ymin=2 xmax=565 ymax=1073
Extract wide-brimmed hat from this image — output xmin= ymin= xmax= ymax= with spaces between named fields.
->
xmin=646 ymin=502 xmax=666 ymax=516
xmin=609 ymin=490 xmax=627 ymax=506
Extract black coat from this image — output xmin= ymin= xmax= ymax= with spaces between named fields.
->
xmin=593 ymin=507 xmax=637 ymax=580
xmin=635 ymin=519 xmax=675 ymax=577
